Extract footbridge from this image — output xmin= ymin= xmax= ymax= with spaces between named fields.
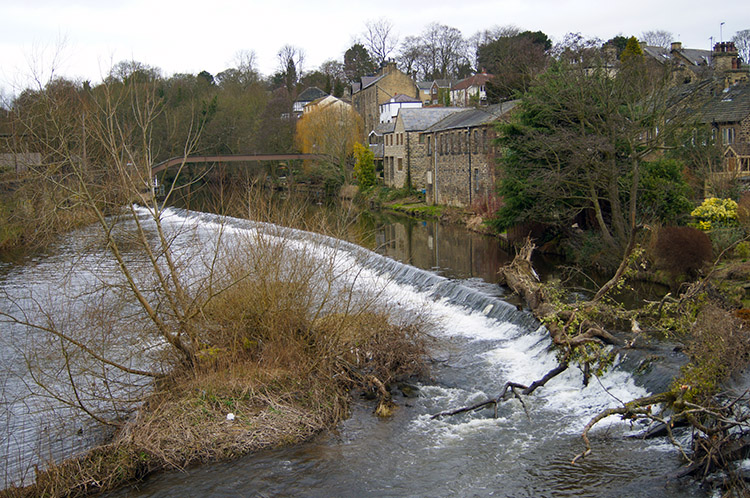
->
xmin=151 ymin=154 xmax=326 ymax=175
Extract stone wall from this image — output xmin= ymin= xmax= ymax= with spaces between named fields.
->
xmin=420 ymin=126 xmax=497 ymax=208
xmin=353 ymin=64 xmax=418 ymax=136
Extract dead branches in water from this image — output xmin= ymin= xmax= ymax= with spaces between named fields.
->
xmin=431 ymin=361 xmax=569 ymax=420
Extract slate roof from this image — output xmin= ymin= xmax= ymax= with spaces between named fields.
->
xmin=295 ymin=87 xmax=327 ymax=103
xmin=427 ymin=100 xmax=519 ymax=132
xmin=417 ymin=81 xmax=433 ymax=91
xmin=642 ymin=45 xmax=711 ymax=69
xmin=727 ymin=143 xmax=750 ymax=157
xmin=390 ymin=93 xmax=422 ymax=103
xmin=678 ymin=48 xmax=712 ymax=66
xmin=372 ymin=121 xmax=395 ymax=135
xmin=699 ymin=83 xmax=750 ymax=124
xmin=432 ymin=79 xmax=453 ymax=89
xmin=397 ymin=108 xmax=462 ymax=132
xmin=362 ymin=74 xmax=386 ymax=90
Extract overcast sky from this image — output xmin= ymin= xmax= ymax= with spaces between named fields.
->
xmin=1 ymin=0 xmax=748 ymax=96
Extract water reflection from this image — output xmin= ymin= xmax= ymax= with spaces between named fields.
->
xmin=368 ymin=214 xmax=512 ymax=284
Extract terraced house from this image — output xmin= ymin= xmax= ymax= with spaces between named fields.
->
xmin=382 ymin=107 xmax=461 ymax=190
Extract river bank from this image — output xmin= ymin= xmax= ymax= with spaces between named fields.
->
xmin=3 ymin=196 xmax=749 ymax=497
xmin=0 ymin=207 xmax=431 ymax=497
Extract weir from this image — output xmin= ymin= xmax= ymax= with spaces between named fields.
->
xmin=1 ymin=207 xmax=705 ymax=496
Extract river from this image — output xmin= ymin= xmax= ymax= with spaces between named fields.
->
xmin=1 ymin=207 xmax=704 ymax=497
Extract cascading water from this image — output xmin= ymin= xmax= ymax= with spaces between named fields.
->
xmin=2 ymin=208 xmax=705 ymax=496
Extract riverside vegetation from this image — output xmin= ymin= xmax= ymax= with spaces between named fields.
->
xmin=0 ymin=65 xmax=429 ymax=497
xmin=4 ymin=36 xmax=750 ymax=497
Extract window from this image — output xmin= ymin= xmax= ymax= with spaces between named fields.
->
xmin=427 ymin=135 xmax=432 ymax=156
xmin=473 ymin=130 xmax=478 ymax=154
xmin=473 ymin=168 xmax=480 ymax=192
xmin=722 ymin=127 xmax=735 ymax=144
xmin=397 ymin=158 xmax=403 ymax=171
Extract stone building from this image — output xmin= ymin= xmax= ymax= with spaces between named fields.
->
xmin=351 ymin=62 xmax=419 ymax=136
xmin=382 ymin=108 xmax=461 ymax=189
xmin=420 ymin=101 xmax=518 ymax=207
xmin=700 ymin=82 xmax=750 ymax=185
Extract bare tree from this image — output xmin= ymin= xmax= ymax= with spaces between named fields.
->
xmin=277 ymin=44 xmax=305 ymax=93
xmin=363 ymin=18 xmax=399 ymax=65
xmin=732 ymin=29 xmax=750 ymax=62
xmin=641 ymin=29 xmax=674 ymax=48
xmin=397 ymin=35 xmax=427 ymax=78
xmin=402 ymin=23 xmax=470 ymax=81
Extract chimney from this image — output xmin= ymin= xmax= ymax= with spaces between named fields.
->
xmin=670 ymin=42 xmax=682 ymax=52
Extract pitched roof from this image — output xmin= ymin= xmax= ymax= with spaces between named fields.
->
xmin=397 ymin=108 xmax=463 ymax=132
xmin=390 ymin=93 xmax=421 ymax=103
xmin=452 ymin=73 xmax=493 ymax=91
xmin=295 ymin=87 xmax=327 ymax=103
xmin=726 ymin=143 xmax=750 ymax=157
xmin=642 ymin=45 xmax=711 ymax=68
xmin=416 ymin=81 xmax=433 ymax=91
xmin=372 ymin=121 xmax=395 ymax=135
xmin=678 ymin=48 xmax=712 ymax=66
xmin=362 ymin=73 xmax=386 ymax=90
xmin=431 ymin=79 xmax=453 ymax=89
xmin=699 ymin=83 xmax=750 ymax=124
xmin=427 ymin=100 xmax=519 ymax=132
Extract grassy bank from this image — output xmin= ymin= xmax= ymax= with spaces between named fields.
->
xmin=1 ymin=198 xmax=430 ymax=497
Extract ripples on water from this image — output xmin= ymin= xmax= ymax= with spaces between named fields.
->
xmin=2 ymin=208 xmax=705 ymax=496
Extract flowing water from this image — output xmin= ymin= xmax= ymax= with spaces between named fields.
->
xmin=1 ymin=208 xmax=704 ymax=496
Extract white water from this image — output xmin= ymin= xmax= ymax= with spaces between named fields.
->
xmin=2 ymin=207 xmax=703 ymax=496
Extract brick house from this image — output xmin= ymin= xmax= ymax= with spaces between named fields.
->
xmin=351 ymin=62 xmax=419 ymax=136
xmin=417 ymin=81 xmax=432 ymax=105
xmin=421 ymin=101 xmax=518 ymax=207
xmin=429 ymin=79 xmax=453 ymax=106
xmin=368 ymin=121 xmax=394 ymax=181
xmin=382 ymin=108 xmax=461 ymax=189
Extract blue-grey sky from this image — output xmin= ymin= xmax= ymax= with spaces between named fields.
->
xmin=1 ymin=0 xmax=748 ymax=96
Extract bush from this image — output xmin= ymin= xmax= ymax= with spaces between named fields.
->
xmin=652 ymin=226 xmax=713 ymax=278
xmin=735 ymin=241 xmax=750 ymax=260
xmin=691 ymin=197 xmax=739 ymax=230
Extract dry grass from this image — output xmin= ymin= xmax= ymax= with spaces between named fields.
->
xmin=2 ymin=192 xmax=430 ymax=497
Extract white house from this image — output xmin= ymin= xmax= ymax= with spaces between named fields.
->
xmin=379 ymin=94 xmax=423 ymax=123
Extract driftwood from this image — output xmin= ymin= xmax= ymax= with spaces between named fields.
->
xmin=497 ymin=238 xmax=619 ymax=350
xmin=433 ymin=238 xmax=619 ymax=421
xmin=431 ymin=361 xmax=569 ymax=420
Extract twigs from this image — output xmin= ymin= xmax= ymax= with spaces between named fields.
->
xmin=430 ymin=362 xmax=569 ymax=420
xmin=571 ymin=392 xmax=672 ymax=464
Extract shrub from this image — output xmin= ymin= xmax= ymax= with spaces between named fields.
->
xmin=691 ymin=197 xmax=739 ymax=229
xmin=735 ymin=241 xmax=750 ymax=260
xmin=652 ymin=226 xmax=713 ymax=278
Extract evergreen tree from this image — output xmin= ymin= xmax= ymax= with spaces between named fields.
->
xmin=620 ymin=36 xmax=644 ymax=62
